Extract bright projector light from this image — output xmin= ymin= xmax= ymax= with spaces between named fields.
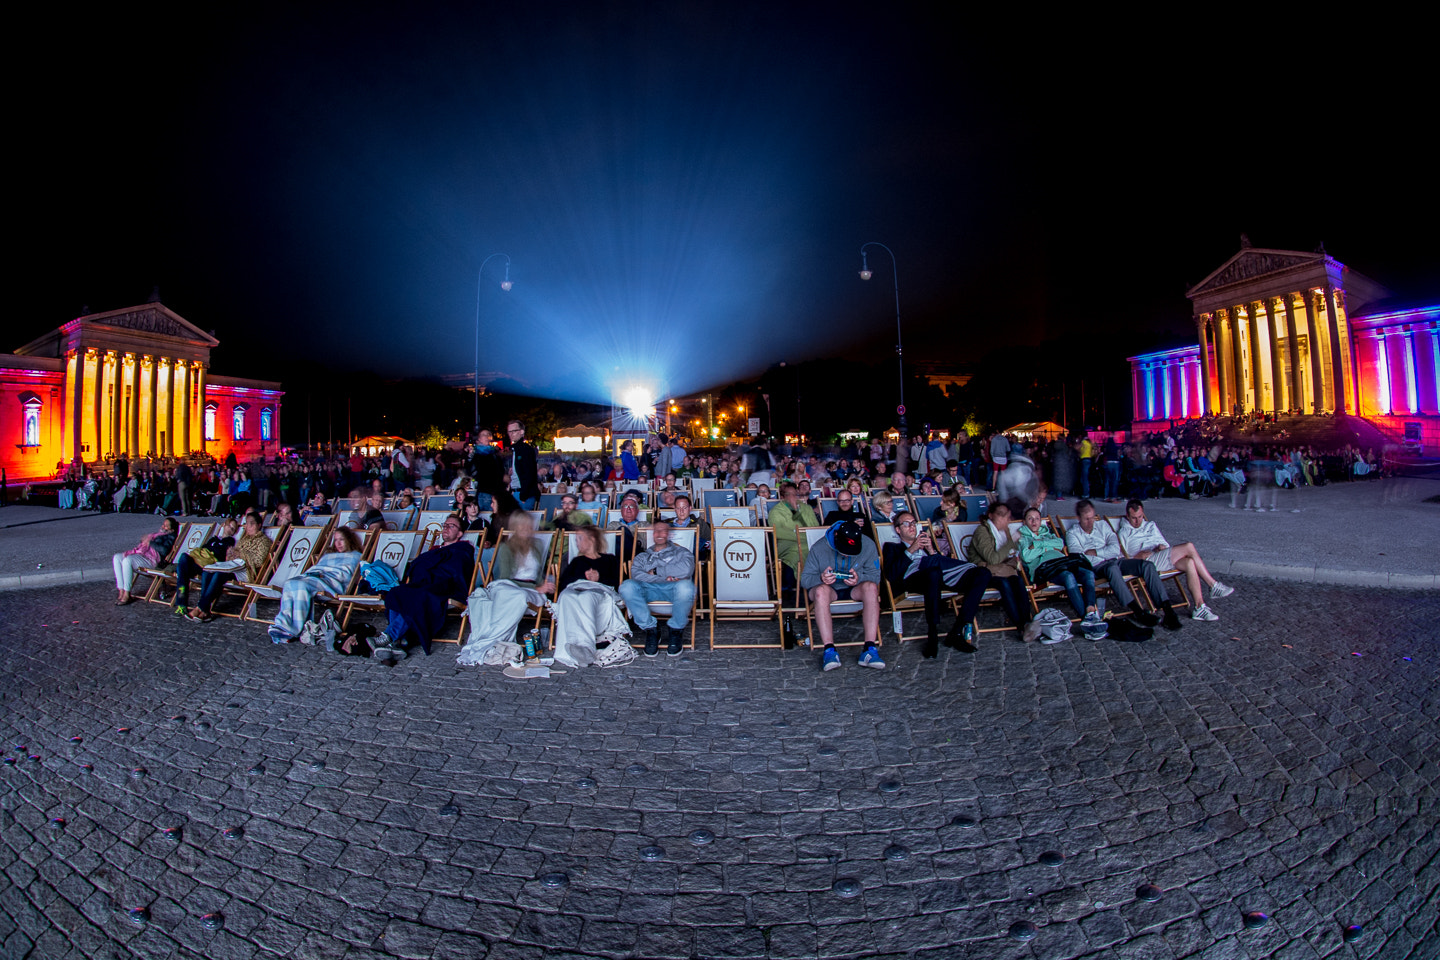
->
xmin=623 ymin=388 xmax=652 ymax=416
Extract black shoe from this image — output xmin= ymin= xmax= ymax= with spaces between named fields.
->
xmin=922 ymin=634 xmax=939 ymax=659
xmin=1161 ymin=607 xmax=1184 ymax=631
xmin=943 ymin=623 xmax=978 ymax=654
xmin=1129 ymin=605 xmax=1161 ymax=629
xmin=665 ymin=626 xmax=683 ymax=657
xmin=644 ymin=629 xmax=659 ymax=657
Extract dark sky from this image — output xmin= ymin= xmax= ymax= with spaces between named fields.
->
xmin=17 ymin=3 xmax=1436 ymax=405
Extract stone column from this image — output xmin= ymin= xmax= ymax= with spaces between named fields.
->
xmin=180 ymin=364 xmax=191 ymax=454
xmin=1263 ymin=299 xmax=1281 ymax=413
xmin=1243 ymin=303 xmax=1260 ymax=413
xmin=1322 ymin=284 xmax=1346 ymax=413
xmin=1415 ymin=326 xmax=1439 ymax=415
xmin=165 ymin=359 xmax=175 ymax=456
xmin=108 ymin=353 xmax=121 ymax=456
xmin=1228 ymin=307 xmax=1245 ymax=414
xmin=128 ymin=356 xmax=140 ymax=457
xmin=93 ymin=352 xmax=106 ymax=459
xmin=1341 ymin=288 xmax=1360 ymax=414
xmin=196 ymin=364 xmax=207 ymax=452
xmin=1196 ymin=316 xmax=1212 ymax=415
xmin=1279 ymin=295 xmax=1301 ymax=414
xmin=1305 ymin=291 xmax=1325 ymax=413
xmin=69 ymin=350 xmax=85 ymax=463
xmin=146 ymin=356 xmax=158 ymax=457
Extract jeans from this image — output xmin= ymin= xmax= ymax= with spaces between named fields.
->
xmin=1078 ymin=458 xmax=1091 ymax=498
xmin=1052 ymin=567 xmax=1096 ymax=617
xmin=196 ymin=572 xmax=236 ymax=613
xmin=112 ymin=552 xmax=146 ymax=592
xmin=991 ymin=574 xmax=1030 ymax=626
xmin=619 ymin=578 xmax=697 ymax=630
xmin=1094 ymin=558 xmax=1164 ymax=609
xmin=1103 ymin=461 xmax=1121 ymax=500
xmin=173 ymin=553 xmax=202 ymax=603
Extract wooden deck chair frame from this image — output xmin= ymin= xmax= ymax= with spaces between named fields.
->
xmin=1106 ymin=516 xmax=1192 ymax=610
xmin=798 ymin=526 xmax=871 ymax=648
xmin=708 ymin=526 xmax=784 ymax=650
xmin=140 ymin=522 xmax=214 ymax=604
xmin=208 ymin=524 xmax=289 ymax=620
xmin=944 ymin=521 xmax=1022 ymax=636
xmin=629 ymin=525 xmax=701 ymax=649
xmin=874 ymin=522 xmax=960 ymax=643
xmin=335 ymin=530 xmax=426 ymax=628
xmin=240 ymin=524 xmax=329 ymax=622
xmin=1049 ymin=516 xmax=1147 ymax=618
xmin=430 ymin=530 xmax=485 ymax=645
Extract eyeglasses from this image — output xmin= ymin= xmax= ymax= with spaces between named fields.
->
xmin=897 ymin=520 xmax=918 ymax=528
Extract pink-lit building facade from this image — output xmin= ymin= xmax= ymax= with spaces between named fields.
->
xmin=1128 ymin=242 xmax=1439 ymax=452
xmin=1 ymin=301 xmax=283 ymax=482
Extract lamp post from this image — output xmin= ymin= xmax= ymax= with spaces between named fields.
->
xmin=859 ymin=242 xmax=907 ymax=476
xmin=474 ymin=254 xmax=512 ymax=439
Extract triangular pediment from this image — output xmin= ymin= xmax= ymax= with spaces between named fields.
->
xmin=81 ymin=303 xmax=220 ymax=346
xmin=1186 ymin=248 xmax=1326 ymax=298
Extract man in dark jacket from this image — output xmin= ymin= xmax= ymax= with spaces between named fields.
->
xmin=881 ymin=511 xmax=991 ymax=657
xmin=505 ymin=420 xmax=541 ymax=510
xmin=469 ymin=428 xmax=514 ymax=513
xmin=375 ymin=517 xmax=475 ymax=657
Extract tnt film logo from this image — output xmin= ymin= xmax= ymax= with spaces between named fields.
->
xmin=381 ymin=544 xmax=405 ymax=566
xmin=289 ymin=540 xmax=312 ymax=564
xmin=723 ymin=539 xmax=756 ymax=576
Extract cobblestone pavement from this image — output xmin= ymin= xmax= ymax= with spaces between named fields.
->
xmin=0 ymin=579 xmax=1436 ymax=960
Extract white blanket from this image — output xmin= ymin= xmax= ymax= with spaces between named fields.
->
xmin=458 ymin=580 xmax=545 ymax=666
xmin=550 ymin=580 xmax=632 ymax=668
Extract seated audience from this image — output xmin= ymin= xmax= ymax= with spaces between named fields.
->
xmin=1117 ymin=499 xmax=1233 ymax=621
xmin=801 ymin=520 xmax=885 ymax=671
xmin=882 ymin=511 xmax=990 ymax=656
xmin=618 ymin=520 xmax=696 ymax=657
xmin=112 ymin=517 xmax=178 ymax=605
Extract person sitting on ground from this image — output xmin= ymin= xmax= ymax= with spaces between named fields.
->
xmin=618 ymin=519 xmax=696 ymax=657
xmin=112 ymin=517 xmax=178 ymax=604
xmin=189 ymin=512 xmax=272 ymax=622
xmin=668 ymin=493 xmax=711 ymax=561
xmin=1064 ymin=499 xmax=1169 ymax=629
xmin=372 ymin=514 xmax=476 ymax=658
xmin=882 ymin=511 xmax=991 ymax=657
xmin=1117 ymin=499 xmax=1232 ymax=621
xmin=172 ymin=518 xmax=238 ymax=614
xmin=802 ymin=519 xmax=885 ymax=671
xmin=268 ymin=527 xmax=364 ymax=643
xmin=1018 ymin=507 xmax=1105 ymax=638
xmin=965 ymin=502 xmax=1039 ymax=641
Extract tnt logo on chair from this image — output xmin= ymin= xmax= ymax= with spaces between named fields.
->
xmin=723 ymin=541 xmax=756 ymax=578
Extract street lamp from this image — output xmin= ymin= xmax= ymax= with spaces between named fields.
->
xmin=859 ymin=242 xmax=907 ymax=476
xmin=475 ymin=254 xmax=512 ymax=438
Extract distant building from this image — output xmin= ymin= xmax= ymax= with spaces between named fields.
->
xmin=0 ymin=300 xmax=283 ymax=481
xmin=1128 ymin=240 xmax=1439 ymax=450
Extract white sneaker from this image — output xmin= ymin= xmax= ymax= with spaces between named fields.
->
xmin=1210 ymin=582 xmax=1234 ymax=600
xmin=1191 ymin=603 xmax=1219 ymax=621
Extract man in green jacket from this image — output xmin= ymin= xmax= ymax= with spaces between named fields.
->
xmin=768 ymin=481 xmax=820 ymax=640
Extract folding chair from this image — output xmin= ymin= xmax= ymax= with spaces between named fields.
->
xmin=798 ymin=526 xmax=870 ymax=648
xmin=708 ymin=505 xmax=755 ymax=528
xmin=537 ymin=492 xmax=565 ymax=518
xmin=944 ymin=521 xmax=1019 ymax=636
xmin=207 ymin=524 xmax=289 ymax=620
xmin=959 ymin=494 xmax=990 ymax=521
xmin=911 ymin=495 xmax=943 ymax=521
xmin=379 ymin=509 xmax=416 ymax=531
xmin=628 ymin=526 xmax=701 ymax=649
xmin=140 ymin=522 xmax=212 ymax=604
xmin=240 ymin=524 xmax=328 ymax=622
xmin=709 ymin=526 xmax=784 ymax=649
xmin=1107 ymin=516 xmax=1192 ymax=610
xmin=416 ymin=510 xmax=455 ymax=539
xmin=700 ymin=488 xmax=737 ymax=511
xmin=334 ymin=530 xmax=425 ymax=628
xmin=689 ymin=477 xmax=717 ymax=493
xmin=873 ymin=522 xmax=960 ymax=642
xmin=1051 ymin=516 xmax=1147 ymax=617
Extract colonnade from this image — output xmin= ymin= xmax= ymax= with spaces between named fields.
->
xmin=1196 ymin=286 xmax=1351 ymax=416
xmin=65 ymin=349 xmax=207 ymax=461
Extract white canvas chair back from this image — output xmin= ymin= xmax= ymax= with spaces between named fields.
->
xmin=380 ymin=509 xmax=415 ymax=530
xmin=264 ymin=526 xmax=282 ymax=542
xmin=638 ymin=526 xmax=698 ymax=555
xmin=712 ymin=527 xmax=771 ymax=602
xmin=268 ymin=525 xmax=324 ymax=587
xmin=177 ymin=523 xmax=214 ymax=555
xmin=708 ymin=506 xmax=754 ymax=528
xmin=563 ymin=529 xmax=621 ymax=565
xmin=689 ymin=477 xmax=717 ymax=492
xmin=525 ymin=509 xmax=545 ymax=528
xmin=945 ymin=522 xmax=982 ymax=560
xmin=872 ymin=522 xmax=900 ymax=547
xmin=370 ymin=531 xmax=422 ymax=581
xmin=417 ymin=510 xmax=454 ymax=538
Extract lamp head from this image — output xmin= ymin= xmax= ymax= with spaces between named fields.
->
xmin=500 ymin=280 xmax=513 ymax=291
xmin=859 ymin=269 xmax=872 ymax=281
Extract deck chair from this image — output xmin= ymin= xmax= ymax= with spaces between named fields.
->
xmin=911 ymin=495 xmax=943 ymax=521
xmin=334 ymin=530 xmax=426 ymax=628
xmin=708 ymin=505 xmax=755 ymax=528
xmin=537 ymin=492 xmax=565 ymax=518
xmin=559 ymin=528 xmax=622 ymax=569
xmin=709 ymin=526 xmax=783 ymax=649
xmin=1107 ymin=516 xmax=1192 ymax=610
xmin=240 ymin=524 xmax=328 ymax=622
xmin=139 ymin=522 xmax=213 ymax=604
xmin=700 ymin=488 xmax=737 ymax=511
xmin=424 ymin=493 xmax=456 ymax=511
xmin=689 ymin=477 xmax=717 ymax=493
xmin=207 ymin=524 xmax=288 ymax=619
xmin=874 ymin=522 xmax=960 ymax=642
xmin=431 ymin=531 xmax=487 ymax=645
xmin=379 ymin=509 xmax=416 ymax=531
xmin=1052 ymin=516 xmax=1154 ymax=616
xmin=629 ymin=526 xmax=701 ymax=648
xmin=959 ymin=494 xmax=990 ymax=521
xmin=416 ymin=509 xmax=455 ymax=538
xmin=945 ymin=521 xmax=1030 ymax=636
xmin=575 ymin=502 xmax=607 ymax=527
xmin=799 ymin=526 xmax=871 ymax=648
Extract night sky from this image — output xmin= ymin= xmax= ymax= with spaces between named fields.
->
xmin=17 ymin=3 xmax=1436 ymax=408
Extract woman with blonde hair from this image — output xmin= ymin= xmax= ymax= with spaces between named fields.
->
xmin=267 ymin=527 xmax=363 ymax=643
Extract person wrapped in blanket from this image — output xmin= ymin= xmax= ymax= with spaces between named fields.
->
xmin=457 ymin=512 xmax=554 ymax=666
xmin=268 ymin=527 xmax=364 ymax=643
xmin=550 ymin=526 xmax=632 ymax=668
xmin=371 ymin=516 xmax=475 ymax=660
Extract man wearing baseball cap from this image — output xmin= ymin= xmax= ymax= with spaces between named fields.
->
xmin=800 ymin=519 xmax=884 ymax=671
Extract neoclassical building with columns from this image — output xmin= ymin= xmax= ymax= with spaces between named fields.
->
xmin=0 ymin=300 xmax=283 ymax=482
xmin=1129 ymin=240 xmax=1440 ymax=450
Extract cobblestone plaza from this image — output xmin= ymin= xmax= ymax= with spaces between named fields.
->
xmin=1 ymin=488 xmax=1436 ymax=959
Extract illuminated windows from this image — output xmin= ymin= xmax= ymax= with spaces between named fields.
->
xmin=233 ymin=403 xmax=249 ymax=441
xmin=204 ymin=402 xmax=217 ymax=441
xmin=260 ymin=407 xmax=273 ymax=441
xmin=20 ymin=392 xmax=41 ymax=446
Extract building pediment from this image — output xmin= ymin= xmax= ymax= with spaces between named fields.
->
xmin=1186 ymin=248 xmax=1327 ymax=298
xmin=77 ymin=303 xmax=220 ymax=347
